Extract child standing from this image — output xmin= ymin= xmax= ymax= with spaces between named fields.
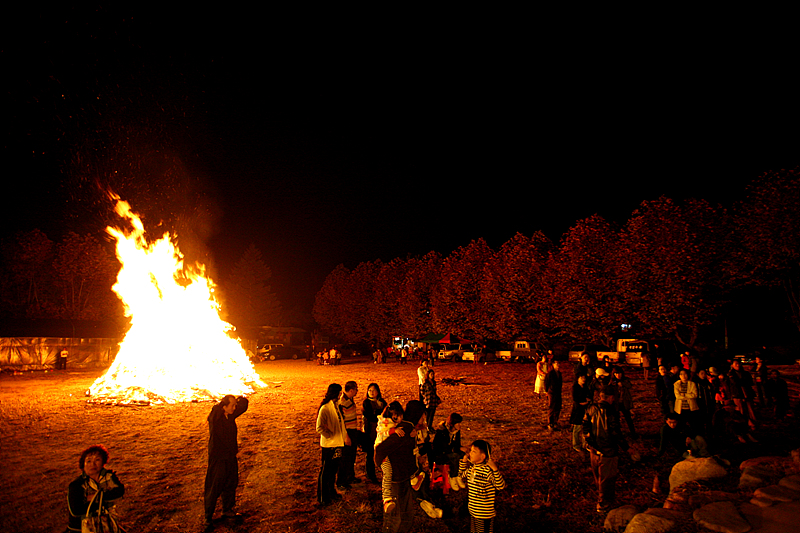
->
xmin=459 ymin=439 xmax=506 ymax=533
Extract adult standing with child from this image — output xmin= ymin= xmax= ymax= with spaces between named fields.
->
xmin=375 ymin=400 xmax=427 ymax=533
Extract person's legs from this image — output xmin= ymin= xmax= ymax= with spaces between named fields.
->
xmin=382 ymin=481 xmax=414 ymax=533
xmin=381 ymin=459 xmax=394 ymax=505
xmin=205 ymin=460 xmax=235 ymax=521
xmin=596 ymin=456 xmax=619 ymax=508
xmin=318 ymin=448 xmax=341 ymax=504
xmin=572 ymin=424 xmax=583 ymax=450
xmin=220 ymin=460 xmax=239 ymax=515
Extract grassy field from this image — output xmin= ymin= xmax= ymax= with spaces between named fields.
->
xmin=1 ymin=357 xmax=798 ymax=533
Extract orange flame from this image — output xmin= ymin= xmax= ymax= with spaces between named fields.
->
xmin=88 ymin=195 xmax=265 ymax=405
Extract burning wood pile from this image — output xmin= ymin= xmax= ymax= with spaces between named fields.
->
xmin=87 ymin=195 xmax=264 ymax=405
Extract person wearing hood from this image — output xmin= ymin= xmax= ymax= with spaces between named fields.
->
xmin=375 ymin=400 xmax=426 ymax=532
xmin=204 ymin=394 xmax=249 ymax=528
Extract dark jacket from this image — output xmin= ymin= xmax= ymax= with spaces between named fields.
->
xmin=544 ymin=369 xmax=563 ymax=398
xmin=431 ymin=421 xmax=462 ymax=464
xmin=374 ymin=420 xmax=418 ymax=482
xmin=67 ymin=470 xmax=124 ymax=532
xmin=569 ymin=381 xmax=591 ymax=425
xmin=208 ymin=396 xmax=249 ymax=461
xmin=582 ymin=400 xmax=627 ymax=457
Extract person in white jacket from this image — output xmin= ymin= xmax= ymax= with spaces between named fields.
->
xmin=316 ymin=383 xmax=351 ymax=506
xmin=673 ymin=370 xmax=700 ymax=434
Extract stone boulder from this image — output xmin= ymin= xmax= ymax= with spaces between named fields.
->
xmin=740 ymin=456 xmax=800 ymax=477
xmin=779 ymin=474 xmax=800 ymax=492
xmin=623 ymin=512 xmax=676 ymax=533
xmin=692 ymin=501 xmax=751 ymax=533
xmin=739 ymin=500 xmax=800 ymax=533
xmin=603 ymin=505 xmax=639 ymax=532
xmin=688 ymin=490 xmax=735 ymax=509
xmin=669 ymin=457 xmax=728 ymax=493
xmin=754 ymin=484 xmax=800 ymax=503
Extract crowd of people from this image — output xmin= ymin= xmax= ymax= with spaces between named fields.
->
xmin=65 ymin=347 xmax=794 ymax=532
xmin=315 ymin=357 xmax=506 ymax=533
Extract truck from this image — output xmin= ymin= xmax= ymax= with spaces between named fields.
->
xmin=495 ymin=341 xmax=548 ymax=362
xmin=568 ymin=339 xmax=654 ymax=365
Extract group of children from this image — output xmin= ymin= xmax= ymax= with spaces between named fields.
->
xmin=373 ymin=400 xmax=506 ymax=532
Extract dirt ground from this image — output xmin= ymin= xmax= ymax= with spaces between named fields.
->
xmin=1 ymin=357 xmax=799 ymax=533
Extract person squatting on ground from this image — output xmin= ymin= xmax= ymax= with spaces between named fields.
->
xmin=67 ymin=444 xmax=125 ymax=533
xmin=375 ymin=400 xmax=427 ymax=533
xmin=432 ymin=412 xmax=467 ymax=491
xmin=657 ymin=414 xmax=710 ymax=459
xmin=337 ymin=380 xmax=364 ymax=489
xmin=544 ymin=359 xmax=562 ymax=431
xmin=583 ymin=387 xmax=628 ymax=513
xmin=204 ymin=394 xmax=249 ymax=528
xmin=316 ymin=384 xmax=350 ymax=507
xmin=458 ymin=439 xmax=506 ymax=533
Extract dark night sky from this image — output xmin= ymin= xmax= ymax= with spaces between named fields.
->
xmin=3 ymin=7 xmax=799 ymax=316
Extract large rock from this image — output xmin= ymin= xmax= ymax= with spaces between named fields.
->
xmin=754 ymin=484 xmax=800 ymax=503
xmin=780 ymin=474 xmax=800 ymax=492
xmin=623 ymin=513 xmax=676 ymax=533
xmin=739 ymin=500 xmax=800 ymax=533
xmin=740 ymin=456 xmax=800 ymax=476
xmin=644 ymin=507 xmax=689 ymax=521
xmin=693 ymin=501 xmax=751 ymax=533
xmin=689 ymin=490 xmax=736 ymax=509
xmin=669 ymin=457 xmax=728 ymax=493
xmin=604 ymin=505 xmax=639 ymax=532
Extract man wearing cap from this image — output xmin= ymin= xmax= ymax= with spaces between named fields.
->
xmin=592 ymin=367 xmax=610 ymax=402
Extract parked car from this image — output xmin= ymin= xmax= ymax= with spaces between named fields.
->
xmin=437 ymin=345 xmax=465 ymax=361
xmin=462 ymin=348 xmax=495 ymax=362
xmin=568 ymin=343 xmax=615 ymax=363
xmin=257 ymin=343 xmax=284 ymax=357
xmin=339 ymin=343 xmax=370 ymax=357
xmin=495 ymin=341 xmax=549 ymax=363
xmin=264 ymin=345 xmax=304 ymax=361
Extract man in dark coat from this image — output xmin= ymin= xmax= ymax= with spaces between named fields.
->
xmin=583 ymin=387 xmax=628 ymax=513
xmin=204 ymin=394 xmax=249 ymax=528
xmin=544 ymin=360 xmax=563 ymax=431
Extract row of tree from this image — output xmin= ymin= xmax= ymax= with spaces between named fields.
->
xmin=0 ymin=232 xmax=283 ymax=332
xmin=313 ymin=168 xmax=800 ymax=349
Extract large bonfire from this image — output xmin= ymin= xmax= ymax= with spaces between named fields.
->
xmin=88 ymin=195 xmax=265 ymax=405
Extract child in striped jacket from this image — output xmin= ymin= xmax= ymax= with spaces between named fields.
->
xmin=459 ymin=439 xmax=506 ymax=533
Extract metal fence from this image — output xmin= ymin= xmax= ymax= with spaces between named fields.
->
xmin=0 ymin=337 xmax=120 ymax=370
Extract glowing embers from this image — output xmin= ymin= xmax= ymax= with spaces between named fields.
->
xmin=88 ymin=195 xmax=264 ymax=405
